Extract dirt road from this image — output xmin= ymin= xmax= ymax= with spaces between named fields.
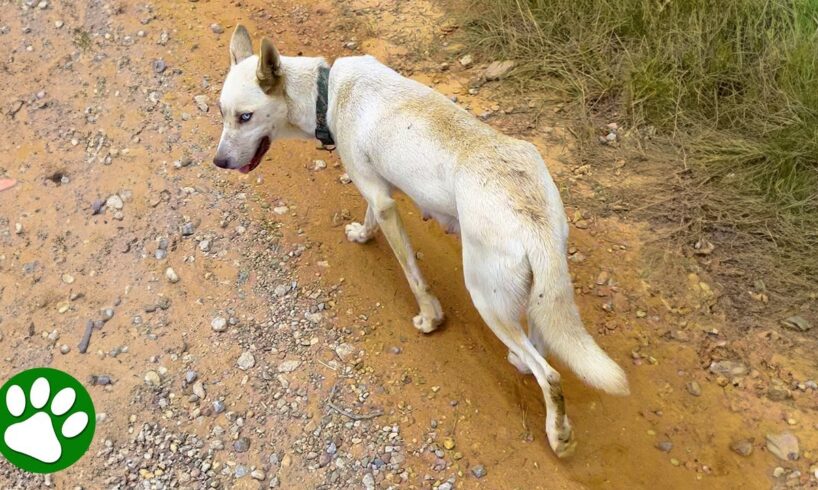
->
xmin=0 ymin=0 xmax=816 ymax=488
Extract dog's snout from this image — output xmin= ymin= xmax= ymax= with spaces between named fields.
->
xmin=213 ymin=156 xmax=231 ymax=169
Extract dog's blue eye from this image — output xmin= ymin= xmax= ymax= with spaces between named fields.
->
xmin=239 ymin=112 xmax=253 ymax=123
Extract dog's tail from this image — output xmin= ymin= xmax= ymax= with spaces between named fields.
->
xmin=526 ymin=239 xmax=630 ymax=396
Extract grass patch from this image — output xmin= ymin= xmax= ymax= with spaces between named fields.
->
xmin=461 ymin=0 xmax=818 ymax=310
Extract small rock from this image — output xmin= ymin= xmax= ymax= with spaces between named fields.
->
xmin=174 ymin=158 xmax=193 ymax=169
xmin=210 ymin=23 xmax=224 ymax=34
xmin=781 ymin=315 xmax=812 ymax=332
xmin=153 ymin=59 xmax=166 ymax=73
xmin=234 ymin=437 xmax=251 ymax=453
xmin=339 ymin=173 xmax=351 ymax=184
xmin=251 ymin=470 xmax=265 ymax=480
xmin=273 ymin=206 xmax=289 ymax=215
xmin=194 ymin=95 xmax=209 ymax=112
xmin=458 ymin=54 xmax=474 ymax=67
xmin=686 ymin=381 xmax=702 ymax=396
xmin=708 ymin=360 xmax=748 ymax=378
xmin=213 ymin=400 xmax=225 ymax=414
xmin=90 ymin=375 xmax=113 ymax=386
xmin=106 ymin=194 xmax=124 ymax=210
xmin=91 ymin=199 xmax=105 ymax=215
xmin=100 ymin=308 xmax=114 ymax=322
xmin=199 ymin=240 xmax=210 ymax=252
xmin=165 ymin=267 xmax=179 ymax=283
xmin=185 ymin=371 xmax=198 ymax=384
xmin=656 ymin=441 xmax=673 ymax=453
xmin=730 ymin=439 xmax=753 ymax=456
xmin=766 ymin=431 xmax=799 ymax=461
xmin=211 ymin=316 xmax=227 ymax=332
xmin=471 ymin=464 xmax=487 ymax=478
xmin=483 ymin=60 xmax=515 ymax=80
xmin=362 ymin=474 xmax=375 ymax=490
xmin=144 ymin=371 xmax=161 ymax=387
xmin=278 ymin=360 xmax=301 ymax=373
xmin=192 ymin=381 xmax=206 ymax=399
xmin=335 ymin=343 xmax=355 ymax=360
xmin=181 ymin=222 xmax=195 ymax=236
xmin=767 ymin=385 xmax=792 ymax=402
xmin=237 ymin=351 xmax=256 ymax=370
xmin=443 ymin=438 xmax=455 ymax=450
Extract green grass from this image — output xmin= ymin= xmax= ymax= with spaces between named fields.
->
xmin=463 ymin=0 xmax=818 ymax=304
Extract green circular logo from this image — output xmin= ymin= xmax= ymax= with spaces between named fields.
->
xmin=0 ymin=368 xmax=96 ymax=473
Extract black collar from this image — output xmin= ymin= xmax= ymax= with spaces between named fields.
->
xmin=315 ymin=66 xmax=335 ymax=149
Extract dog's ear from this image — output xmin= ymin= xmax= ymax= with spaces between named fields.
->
xmin=230 ymin=24 xmax=253 ymax=65
xmin=256 ymin=38 xmax=283 ymax=94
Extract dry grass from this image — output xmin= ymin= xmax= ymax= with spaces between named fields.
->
xmin=460 ymin=0 xmax=818 ymax=312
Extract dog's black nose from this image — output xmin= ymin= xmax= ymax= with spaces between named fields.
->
xmin=213 ymin=156 xmax=230 ymax=169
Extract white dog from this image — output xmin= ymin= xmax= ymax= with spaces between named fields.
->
xmin=214 ymin=25 xmax=629 ymax=457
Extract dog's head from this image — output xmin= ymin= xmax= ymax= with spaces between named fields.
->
xmin=213 ymin=25 xmax=285 ymax=173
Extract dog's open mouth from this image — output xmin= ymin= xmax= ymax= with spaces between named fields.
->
xmin=238 ymin=136 xmax=271 ymax=174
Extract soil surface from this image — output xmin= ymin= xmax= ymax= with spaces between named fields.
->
xmin=0 ymin=0 xmax=816 ymax=489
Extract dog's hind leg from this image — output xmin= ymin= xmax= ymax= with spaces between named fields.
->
xmin=345 ymin=204 xmax=378 ymax=243
xmin=509 ymin=313 xmax=549 ymax=373
xmin=347 ymin=170 xmax=443 ymax=333
xmin=508 ymin=350 xmax=533 ymax=374
xmin=462 ymin=242 xmax=576 ymax=457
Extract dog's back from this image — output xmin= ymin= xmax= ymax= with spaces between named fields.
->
xmin=327 ymin=56 xmax=563 ymax=239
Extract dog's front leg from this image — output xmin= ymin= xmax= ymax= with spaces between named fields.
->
xmin=345 ymin=204 xmax=378 ymax=243
xmin=371 ymin=195 xmax=444 ymax=333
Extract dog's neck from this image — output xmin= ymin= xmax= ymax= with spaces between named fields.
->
xmin=280 ymin=56 xmax=329 ymax=139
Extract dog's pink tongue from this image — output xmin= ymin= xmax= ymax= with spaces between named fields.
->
xmin=238 ymin=165 xmax=252 ymax=174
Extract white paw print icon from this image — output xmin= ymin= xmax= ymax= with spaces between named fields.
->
xmin=3 ymin=377 xmax=89 ymax=463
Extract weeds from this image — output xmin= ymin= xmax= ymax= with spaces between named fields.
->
xmin=462 ymin=0 xmax=818 ymax=308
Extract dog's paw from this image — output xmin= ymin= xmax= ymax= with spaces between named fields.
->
xmin=547 ymin=417 xmax=577 ymax=458
xmin=413 ymin=313 xmax=442 ymax=333
xmin=345 ymin=222 xmax=372 ymax=243
xmin=507 ymin=351 xmax=532 ymax=374
xmin=413 ymin=296 xmax=444 ymax=333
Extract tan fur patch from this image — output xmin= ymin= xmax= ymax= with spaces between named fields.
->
xmin=398 ymin=94 xmax=549 ymax=225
